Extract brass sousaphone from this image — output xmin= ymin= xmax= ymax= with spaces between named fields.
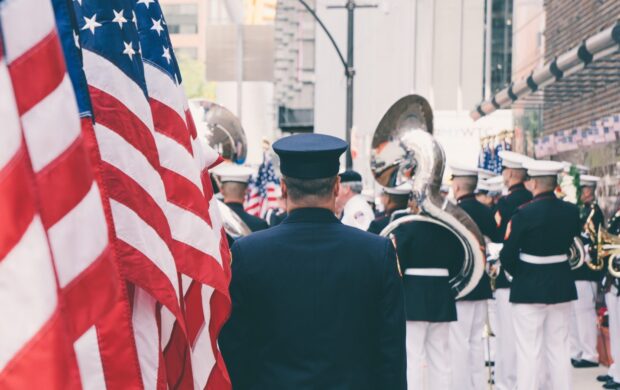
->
xmin=370 ymin=95 xmax=486 ymax=299
xmin=204 ymin=103 xmax=252 ymax=238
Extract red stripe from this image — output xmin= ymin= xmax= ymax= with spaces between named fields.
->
xmin=185 ymin=109 xmax=197 ymax=139
xmin=150 ymin=98 xmax=193 ymax=154
xmin=61 ymin=246 xmax=119 ymax=340
xmin=89 ymin=87 xmax=160 ymax=170
xmin=36 ymin=137 xmax=93 ymax=229
xmin=9 ymin=31 xmax=65 ymax=115
xmin=0 ymin=147 xmax=36 ymax=260
xmin=172 ymin=241 xmax=228 ymax=293
xmin=0 ymin=312 xmax=81 ymax=389
xmin=160 ymin=167 xmax=212 ymax=227
xmin=115 ymin=240 xmax=185 ymax=333
xmin=206 ymin=289 xmax=232 ymax=390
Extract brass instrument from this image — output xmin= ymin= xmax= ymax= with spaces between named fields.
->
xmin=597 ymin=227 xmax=620 ymax=278
xmin=204 ymin=103 xmax=252 ymax=238
xmin=581 ymin=203 xmax=605 ymax=271
xmin=370 ymin=95 xmax=486 ymax=299
xmin=568 ymin=237 xmax=586 ymax=270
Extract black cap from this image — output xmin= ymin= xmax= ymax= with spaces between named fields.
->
xmin=273 ymin=134 xmax=348 ymax=179
xmin=339 ymin=170 xmax=362 ymax=183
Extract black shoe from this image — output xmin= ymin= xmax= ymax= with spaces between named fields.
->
xmin=485 ymin=360 xmax=495 ymax=367
xmin=572 ymin=359 xmax=599 ymax=368
xmin=571 ymin=358 xmax=580 ymax=367
xmin=603 ymin=380 xmax=620 ymax=389
xmin=599 ymin=375 xmax=613 ymax=383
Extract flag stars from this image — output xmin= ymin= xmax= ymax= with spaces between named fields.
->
xmin=122 ymin=41 xmax=136 ymax=60
xmin=162 ymin=46 xmax=172 ymax=64
xmin=112 ymin=9 xmax=128 ymax=29
xmin=137 ymin=0 xmax=155 ymax=8
xmin=151 ymin=18 xmax=164 ymax=36
xmin=81 ymin=14 xmax=102 ymax=34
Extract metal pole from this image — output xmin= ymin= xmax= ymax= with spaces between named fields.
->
xmin=345 ymin=0 xmax=355 ymax=169
xmin=484 ymin=0 xmax=492 ymax=99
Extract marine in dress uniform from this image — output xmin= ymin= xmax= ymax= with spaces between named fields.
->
xmin=601 ymin=210 xmax=620 ymax=389
xmin=212 ymin=164 xmax=269 ymax=233
xmin=219 ymin=134 xmax=407 ymax=390
xmin=493 ymin=150 xmax=532 ymax=390
xmin=337 ymin=170 xmax=375 ymax=230
xmin=500 ymin=160 xmax=579 ymax=390
xmin=367 ymin=183 xmax=411 ymax=235
xmin=570 ymin=174 xmax=605 ymax=368
xmin=391 ymin=217 xmax=462 ymax=389
xmin=449 ymin=165 xmax=502 ymax=390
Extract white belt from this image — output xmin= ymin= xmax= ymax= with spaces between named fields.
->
xmin=519 ymin=253 xmax=568 ymax=265
xmin=404 ymin=268 xmax=449 ymax=277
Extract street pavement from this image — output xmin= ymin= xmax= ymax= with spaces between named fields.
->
xmin=574 ymin=365 xmax=608 ymax=390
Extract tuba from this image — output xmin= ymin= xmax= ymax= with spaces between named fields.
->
xmin=204 ymin=103 xmax=252 ymax=237
xmin=597 ymin=227 xmax=620 ymax=278
xmin=370 ymin=95 xmax=486 ymax=299
xmin=580 ymin=203 xmax=605 ymax=271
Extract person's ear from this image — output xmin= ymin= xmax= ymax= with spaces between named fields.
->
xmin=334 ymin=177 xmax=341 ymax=198
xmin=281 ymin=179 xmax=288 ymax=200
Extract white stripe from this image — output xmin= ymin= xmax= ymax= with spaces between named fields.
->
xmin=191 ymin=284 xmax=215 ymax=390
xmin=82 ymin=50 xmax=154 ymax=131
xmin=154 ymin=132 xmax=203 ymax=193
xmin=207 ymin=197 xmax=224 ymax=265
xmin=195 ymin=135 xmax=220 ymax=170
xmin=168 ymin=202 xmax=220 ymax=263
xmin=0 ymin=217 xmax=57 ymax=371
xmin=160 ymin=306 xmax=175 ymax=350
xmin=0 ymin=60 xmax=22 ymax=168
xmin=132 ymin=288 xmax=159 ymax=390
xmin=110 ymin=200 xmax=179 ymax=298
xmin=519 ymin=253 xmax=568 ymax=265
xmin=94 ymin=123 xmax=168 ymax=212
xmin=48 ymin=183 xmax=108 ymax=288
xmin=74 ymin=326 xmax=106 ymax=390
xmin=143 ymin=63 xmax=186 ymax=125
xmin=21 ymin=75 xmax=81 ymax=172
xmin=404 ymin=268 xmax=449 ymax=277
xmin=0 ymin=0 xmax=54 ymax=62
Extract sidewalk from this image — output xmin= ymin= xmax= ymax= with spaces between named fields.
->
xmin=574 ymin=365 xmax=608 ymax=389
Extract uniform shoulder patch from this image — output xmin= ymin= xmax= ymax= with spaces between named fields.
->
xmin=354 ymin=211 xmax=365 ymax=222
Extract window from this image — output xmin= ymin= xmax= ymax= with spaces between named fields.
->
xmin=162 ymin=3 xmax=198 ymax=34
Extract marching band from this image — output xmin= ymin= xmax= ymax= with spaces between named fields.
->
xmin=212 ymin=95 xmax=620 ymax=389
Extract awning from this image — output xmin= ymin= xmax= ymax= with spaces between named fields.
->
xmin=471 ymin=20 xmax=620 ymax=121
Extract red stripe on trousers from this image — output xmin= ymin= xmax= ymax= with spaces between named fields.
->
xmin=89 ymin=87 xmax=160 ymax=170
xmin=36 ymin=136 xmax=93 ymax=229
xmin=0 ymin=146 xmax=36 ymax=260
xmin=150 ymin=98 xmax=193 ymax=155
xmin=8 ymin=31 xmax=65 ymax=115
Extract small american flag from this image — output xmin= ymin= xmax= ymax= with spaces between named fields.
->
xmin=245 ymin=154 xmax=281 ymax=218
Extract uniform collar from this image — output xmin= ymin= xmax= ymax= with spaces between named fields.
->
xmin=532 ymin=191 xmax=556 ymax=201
xmin=282 ymin=207 xmax=339 ymax=224
xmin=508 ymin=182 xmax=526 ymax=193
xmin=457 ymin=193 xmax=476 ymax=203
xmin=225 ymin=202 xmax=245 ymax=212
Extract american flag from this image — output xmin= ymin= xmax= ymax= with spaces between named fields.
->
xmin=0 ymin=0 xmax=231 ymax=388
xmin=245 ymin=153 xmax=280 ymax=218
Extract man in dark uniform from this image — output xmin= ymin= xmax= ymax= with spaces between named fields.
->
xmin=391 ymin=216 xmax=462 ymax=389
xmin=219 ymin=134 xmax=407 ymax=390
xmin=602 ymin=209 xmax=620 ymax=389
xmin=212 ymin=163 xmax=268 ymax=232
xmin=500 ymin=159 xmax=579 ymax=390
xmin=367 ymin=183 xmax=411 ymax=234
xmin=493 ymin=150 xmax=532 ymax=390
xmin=570 ymin=174 xmax=605 ymax=368
xmin=449 ymin=165 xmax=501 ymax=390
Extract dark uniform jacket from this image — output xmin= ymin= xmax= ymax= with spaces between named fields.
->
xmin=219 ymin=208 xmax=407 ymax=390
xmin=226 ymin=202 xmax=269 ymax=232
xmin=500 ymin=191 xmax=579 ymax=304
xmin=457 ymin=194 xmax=501 ymax=301
xmin=494 ymin=183 xmax=532 ymax=288
xmin=572 ymin=202 xmax=604 ymax=282
xmin=367 ymin=208 xmax=408 ymax=235
xmin=392 ymin=221 xmax=462 ymax=322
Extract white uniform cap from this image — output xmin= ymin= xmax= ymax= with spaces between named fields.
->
xmin=580 ymin=174 xmax=600 ymax=187
xmin=478 ymin=176 xmax=504 ymax=193
xmin=211 ymin=163 xmax=254 ymax=183
xmin=449 ymin=164 xmax=478 ymax=177
xmin=498 ymin=151 xmax=531 ymax=169
xmin=576 ymin=164 xmax=589 ymax=175
xmin=384 ymin=182 xmax=412 ymax=196
xmin=477 ymin=168 xmax=497 ymax=181
xmin=476 ymin=180 xmax=492 ymax=192
xmin=522 ymin=160 xmax=564 ymax=177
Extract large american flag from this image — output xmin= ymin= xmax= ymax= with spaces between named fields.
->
xmin=0 ymin=0 xmax=231 ymax=388
xmin=245 ymin=153 xmax=280 ymax=218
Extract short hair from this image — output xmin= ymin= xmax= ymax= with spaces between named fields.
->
xmin=534 ymin=176 xmax=557 ymax=191
xmin=282 ymin=175 xmax=338 ymax=202
xmin=341 ymin=181 xmax=363 ymax=194
xmin=221 ymin=182 xmax=248 ymax=199
xmin=453 ymin=176 xmax=477 ymax=194
xmin=388 ymin=193 xmax=410 ymax=210
xmin=508 ymin=168 xmax=527 ymax=181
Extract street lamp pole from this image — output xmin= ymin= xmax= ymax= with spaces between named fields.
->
xmin=297 ymin=0 xmax=376 ymax=169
